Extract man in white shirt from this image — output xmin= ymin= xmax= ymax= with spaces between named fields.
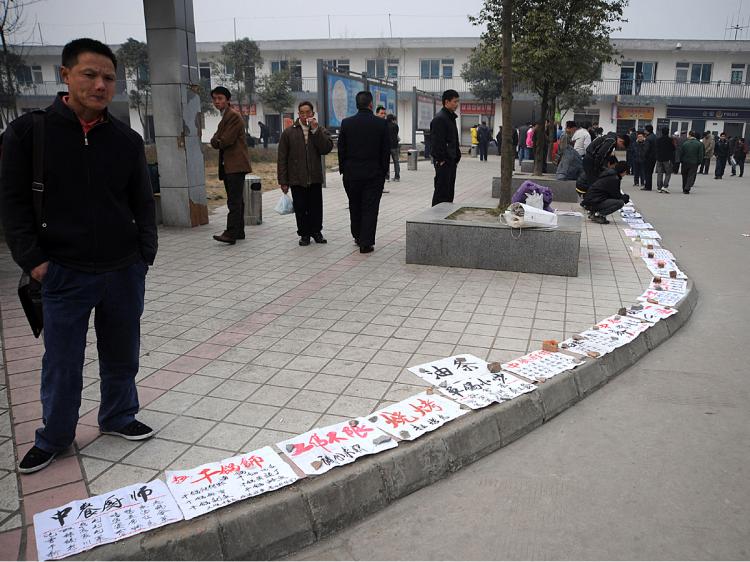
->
xmin=569 ymin=121 xmax=591 ymax=156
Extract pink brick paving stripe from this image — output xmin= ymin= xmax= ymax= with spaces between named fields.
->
xmin=161 ymin=355 xmax=212 ymax=374
xmin=20 ymin=454 xmax=83 ymax=495
xmin=243 ymin=312 xmax=279 ymax=324
xmin=3 ymin=315 xmax=36 ymax=329
xmin=0 ymin=528 xmax=22 ymax=561
xmin=24 ymin=526 xmax=37 ymax=561
xmin=257 ymin=304 xmax=292 ymax=315
xmin=11 ymin=401 xmax=42 ymax=424
xmin=2 ymin=326 xmax=39 ymax=340
xmin=4 ymin=335 xmax=43 ymax=349
xmin=185 ymin=343 xmax=231 ymax=360
xmin=224 ymin=321 xmax=265 ymax=335
xmin=4 ymin=345 xmax=44 ymax=362
xmin=22 ymin=480 xmax=89 ymax=526
xmin=206 ymin=331 xmax=248 ymax=346
xmin=13 ymin=418 xmax=42 ymax=445
xmin=10 ymin=385 xmax=41 ymax=406
xmin=7 ymin=372 xmax=41 ymax=389
xmin=139 ymin=369 xmax=191 ymax=390
xmin=136 ymin=386 xmax=166 ymax=407
xmin=77 ymin=409 xmax=99 ymax=427
xmin=7 ymin=356 xmax=44 ymax=376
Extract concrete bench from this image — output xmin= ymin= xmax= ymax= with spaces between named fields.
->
xmin=406 ymin=203 xmax=583 ymax=277
xmin=492 ymin=176 xmax=580 ymax=203
xmin=520 ymin=161 xmax=557 ymax=174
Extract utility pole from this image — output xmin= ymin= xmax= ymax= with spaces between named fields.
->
xmin=233 ymin=17 xmax=237 ymax=41
xmin=388 ymin=13 xmax=393 ymax=38
xmin=37 ymin=22 xmax=44 ymax=45
xmin=328 ymin=15 xmax=331 ymax=39
xmin=102 ymin=22 xmax=107 ymax=44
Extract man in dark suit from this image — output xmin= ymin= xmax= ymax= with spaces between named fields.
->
xmin=429 ymin=89 xmax=461 ymax=206
xmin=338 ymin=91 xmax=390 ymax=254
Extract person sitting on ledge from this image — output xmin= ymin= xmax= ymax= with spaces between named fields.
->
xmin=582 ymin=161 xmax=630 ymax=224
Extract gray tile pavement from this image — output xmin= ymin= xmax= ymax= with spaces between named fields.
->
xmin=0 ymin=153 xmax=653 ymax=542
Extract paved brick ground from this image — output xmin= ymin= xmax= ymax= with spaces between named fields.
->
xmin=0 ymin=155 xmax=650 ymax=559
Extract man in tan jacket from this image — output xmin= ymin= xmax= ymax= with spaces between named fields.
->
xmin=210 ymin=86 xmax=252 ymax=245
xmin=277 ymin=101 xmax=333 ymax=246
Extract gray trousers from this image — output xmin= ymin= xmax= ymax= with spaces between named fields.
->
xmin=389 ymin=148 xmax=400 ymax=179
xmin=655 ymin=160 xmax=672 ymax=188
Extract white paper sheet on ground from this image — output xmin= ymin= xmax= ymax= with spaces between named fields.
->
xmin=637 ymin=230 xmax=662 ymax=239
xmin=641 ymin=257 xmax=688 ymax=279
xmin=368 ymin=392 xmax=466 ymax=441
xmin=623 ymin=228 xmax=639 ymax=238
xmin=621 ymin=212 xmax=642 ymax=219
xmin=435 ymin=372 xmax=536 ymax=409
xmin=166 ymin=447 xmax=298 ymax=520
xmin=277 ymin=418 xmax=397 ymax=476
xmin=34 ymin=479 xmax=182 ymax=561
xmin=638 ymin=238 xmax=661 ymax=247
xmin=501 ymin=350 xmax=582 ymax=382
xmin=560 ymin=329 xmax=624 ymax=356
xmin=594 ymin=314 xmax=651 ymax=342
xmin=640 ymin=247 xmax=675 ymax=260
xmin=626 ymin=302 xmax=678 ymax=323
xmin=408 ymin=354 xmax=491 ymax=386
xmin=630 ymin=223 xmax=654 ymax=229
xmin=637 ymin=289 xmax=685 ymax=307
xmin=649 ymin=278 xmax=687 ymax=293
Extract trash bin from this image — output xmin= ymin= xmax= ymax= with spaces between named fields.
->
xmin=244 ymin=175 xmax=262 ymax=225
xmin=407 ymin=149 xmax=418 ymax=171
xmin=147 ymin=163 xmax=160 ymax=193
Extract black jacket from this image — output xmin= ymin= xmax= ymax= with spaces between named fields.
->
xmin=337 ymin=109 xmax=390 ymax=182
xmin=582 ymin=168 xmax=627 ymax=207
xmin=576 ymin=132 xmax=617 ymax=194
xmin=643 ymin=132 xmax=657 ymax=160
xmin=429 ymin=107 xmax=461 ymax=164
xmin=1 ymin=94 xmax=157 ymax=273
xmin=656 ymin=135 xmax=675 ymax=162
xmin=715 ymin=139 xmax=730 ymax=159
xmin=477 ymin=124 xmax=491 ymax=143
xmin=387 ymin=120 xmax=399 ymax=150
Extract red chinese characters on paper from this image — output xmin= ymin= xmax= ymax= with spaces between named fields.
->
xmin=290 ymin=424 xmax=378 ymax=456
xmin=171 ymin=455 xmax=266 ymax=485
xmin=379 ymin=398 xmax=443 ymax=428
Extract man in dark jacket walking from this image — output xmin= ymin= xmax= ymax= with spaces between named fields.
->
xmin=655 ymin=127 xmax=675 ymax=193
xmin=429 ymin=89 xmax=461 ymax=206
xmin=680 ymin=131 xmax=704 ymax=193
xmin=386 ymin=114 xmax=400 ymax=181
xmin=477 ymin=120 xmax=491 ymax=161
xmin=0 ymin=38 xmax=158 ymax=473
xmin=641 ymin=124 xmax=657 ymax=190
xmin=582 ymin=162 xmax=630 ymax=224
xmin=715 ymin=132 xmax=730 ymax=179
xmin=277 ymin=101 xmax=334 ymax=246
xmin=338 ymin=91 xmax=390 ymax=253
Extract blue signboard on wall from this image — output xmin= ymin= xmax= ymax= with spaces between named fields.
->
xmin=326 ymin=73 xmax=364 ymax=128
xmin=369 ymin=83 xmax=397 ymax=116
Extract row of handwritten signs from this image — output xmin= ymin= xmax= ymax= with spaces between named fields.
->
xmin=34 ymin=200 xmax=686 ymax=560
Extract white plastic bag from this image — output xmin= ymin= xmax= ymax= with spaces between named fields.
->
xmin=503 ymin=202 xmax=558 ymax=228
xmin=524 ymin=191 xmax=544 ymax=209
xmin=275 ymin=193 xmax=294 ymax=215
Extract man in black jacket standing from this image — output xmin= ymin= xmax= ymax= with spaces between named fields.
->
xmin=0 ymin=39 xmax=158 ymax=473
xmin=338 ymin=91 xmax=390 ymax=253
xmin=429 ymin=89 xmax=461 ymax=206
xmin=641 ymin=124 xmax=657 ymax=191
xmin=655 ymin=127 xmax=675 ymax=193
xmin=477 ymin=120 xmax=490 ymax=161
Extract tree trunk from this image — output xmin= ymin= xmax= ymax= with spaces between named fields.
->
xmin=498 ymin=0 xmax=514 ymax=211
xmin=0 ymin=28 xmax=18 ymax=122
xmin=532 ymin=86 xmax=549 ymax=176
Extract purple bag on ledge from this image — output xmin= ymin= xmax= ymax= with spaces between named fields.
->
xmin=511 ymin=180 xmax=555 ymax=212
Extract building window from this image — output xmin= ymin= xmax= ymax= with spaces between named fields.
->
xmin=16 ymin=64 xmax=43 ymax=85
xmin=387 ymin=58 xmax=399 ymax=78
xmin=688 ymin=63 xmax=711 ymax=83
xmin=31 ymin=65 xmax=43 ymax=84
xmin=54 ymin=65 xmax=64 ymax=84
xmin=198 ymin=62 xmax=211 ymax=82
xmin=366 ymin=59 xmax=385 ymax=78
xmin=324 ymin=59 xmax=350 ymax=73
xmin=289 ymin=60 xmax=302 ymax=91
xmin=675 ymin=62 xmax=689 ymax=83
xmin=442 ymin=58 xmax=454 ymax=79
xmin=731 ymin=63 xmax=745 ymax=84
xmin=271 ymin=60 xmax=288 ymax=74
xmin=420 ymin=59 xmax=440 ymax=79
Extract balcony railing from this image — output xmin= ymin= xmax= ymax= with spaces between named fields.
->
xmin=592 ymin=78 xmax=750 ymax=100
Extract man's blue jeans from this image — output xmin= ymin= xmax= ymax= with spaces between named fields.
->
xmin=36 ymin=260 xmax=146 ymax=453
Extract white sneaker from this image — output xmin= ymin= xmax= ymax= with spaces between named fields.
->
xmin=661 ymin=187 xmax=670 ymax=194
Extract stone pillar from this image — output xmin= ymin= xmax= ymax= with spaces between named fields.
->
xmin=143 ymin=0 xmax=208 ymax=227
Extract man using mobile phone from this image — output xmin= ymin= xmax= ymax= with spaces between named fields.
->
xmin=277 ymin=101 xmax=334 ymax=246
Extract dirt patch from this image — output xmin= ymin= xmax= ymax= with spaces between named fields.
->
xmin=445 ymin=206 xmax=504 ymax=224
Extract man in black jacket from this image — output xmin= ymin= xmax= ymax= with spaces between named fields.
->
xmin=582 ymin=162 xmax=630 ymax=224
xmin=576 ymin=131 xmax=629 ymax=197
xmin=0 ymin=39 xmax=158 ymax=473
xmin=386 ymin=114 xmax=400 ymax=181
xmin=655 ymin=127 xmax=675 ymax=193
xmin=338 ymin=91 xmax=390 ymax=253
xmin=641 ymin=124 xmax=657 ymax=190
xmin=477 ymin=120 xmax=491 ymax=161
xmin=429 ymin=89 xmax=461 ymax=206
xmin=715 ymin=132 xmax=730 ymax=179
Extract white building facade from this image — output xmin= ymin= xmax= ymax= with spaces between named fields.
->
xmin=12 ymin=37 xmax=750 ymax=145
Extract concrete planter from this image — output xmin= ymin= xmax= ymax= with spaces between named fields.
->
xmin=492 ymin=176 xmax=579 ymax=203
xmin=405 ymin=203 xmax=582 ymax=277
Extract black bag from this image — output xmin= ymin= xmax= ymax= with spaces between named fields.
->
xmin=17 ymin=110 xmax=45 ymax=338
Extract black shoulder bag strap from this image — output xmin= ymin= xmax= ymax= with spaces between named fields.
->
xmin=31 ymin=110 xmax=45 ymax=228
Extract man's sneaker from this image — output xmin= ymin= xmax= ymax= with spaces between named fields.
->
xmin=101 ymin=420 xmax=155 ymax=441
xmin=591 ymin=215 xmax=609 ymax=224
xmin=299 ymin=236 xmax=311 ymax=246
xmin=393 ymin=177 xmax=400 ymax=182
xmin=661 ymin=187 xmax=670 ymax=194
xmin=311 ymin=232 xmax=327 ymax=244
xmin=19 ymin=446 xmax=57 ymax=474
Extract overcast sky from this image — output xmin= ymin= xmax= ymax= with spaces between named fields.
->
xmin=12 ymin=0 xmax=750 ymax=45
